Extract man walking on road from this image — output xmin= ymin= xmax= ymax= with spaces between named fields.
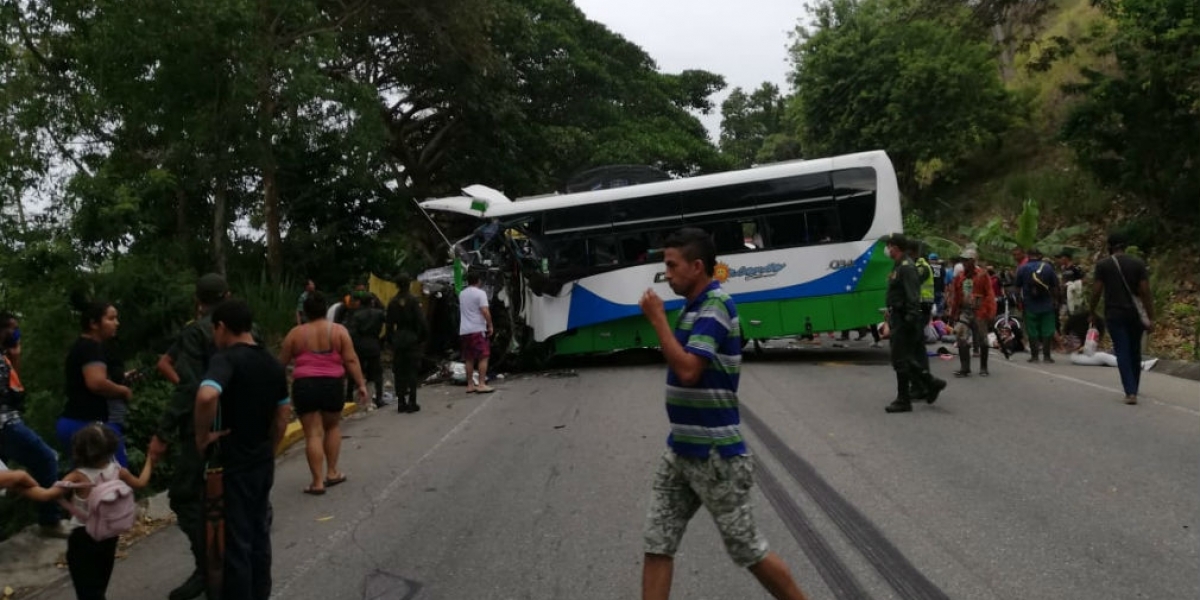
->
xmin=948 ymin=247 xmax=996 ymax=377
xmin=153 ymin=273 xmax=231 ymax=600
xmin=194 ymin=299 xmax=291 ymax=600
xmin=459 ymin=271 xmax=494 ymax=394
xmin=884 ymin=234 xmax=947 ymax=413
xmin=638 ymin=227 xmax=810 ymax=600
xmin=387 ymin=273 xmax=428 ymax=412
xmin=1088 ymin=232 xmax=1154 ymax=405
xmin=296 ymin=279 xmax=315 ymax=325
xmin=1016 ymin=248 xmax=1060 ymax=363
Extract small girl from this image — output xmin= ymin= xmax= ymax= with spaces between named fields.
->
xmin=23 ymin=423 xmax=154 ymax=600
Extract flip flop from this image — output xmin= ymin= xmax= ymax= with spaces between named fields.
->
xmin=303 ymin=487 xmax=326 ymax=496
xmin=324 ymin=475 xmax=347 ymax=488
xmin=476 ymin=386 xmax=495 ymax=394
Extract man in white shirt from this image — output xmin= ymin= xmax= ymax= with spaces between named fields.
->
xmin=459 ymin=271 xmax=495 ymax=393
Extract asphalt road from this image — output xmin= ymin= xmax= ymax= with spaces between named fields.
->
xmin=32 ymin=342 xmax=1200 ymax=600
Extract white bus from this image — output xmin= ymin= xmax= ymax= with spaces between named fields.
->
xmin=419 ymin=150 xmax=901 ymax=361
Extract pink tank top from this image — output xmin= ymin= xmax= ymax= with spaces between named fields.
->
xmin=293 ymin=322 xmax=346 ymax=379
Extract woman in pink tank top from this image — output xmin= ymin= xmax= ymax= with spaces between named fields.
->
xmin=279 ymin=291 xmax=368 ymax=495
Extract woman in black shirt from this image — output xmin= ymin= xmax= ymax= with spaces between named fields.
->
xmin=55 ymin=299 xmax=132 ymax=466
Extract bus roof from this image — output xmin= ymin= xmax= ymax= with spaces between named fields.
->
xmin=419 ymin=150 xmax=892 ymax=219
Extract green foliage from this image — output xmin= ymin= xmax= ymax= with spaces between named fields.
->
xmin=719 ymin=83 xmax=789 ymax=168
xmin=787 ymin=0 xmax=1020 ymax=198
xmin=1060 ymin=0 xmax=1200 ymax=222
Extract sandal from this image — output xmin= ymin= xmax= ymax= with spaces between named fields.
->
xmin=303 ymin=486 xmax=326 ymax=496
xmin=324 ymin=475 xmax=347 ymax=488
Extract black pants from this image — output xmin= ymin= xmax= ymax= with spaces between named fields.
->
xmin=222 ymin=461 xmax=275 ymax=600
xmin=168 ymin=421 xmax=207 ymax=578
xmin=347 ymin=351 xmax=383 ymax=404
xmin=890 ymin=317 xmax=933 ymax=400
xmin=392 ymin=349 xmax=420 ymax=406
xmin=67 ymin=527 xmax=119 ymax=600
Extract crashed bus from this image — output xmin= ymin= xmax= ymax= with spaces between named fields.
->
xmin=417 ymin=150 xmax=902 ymax=366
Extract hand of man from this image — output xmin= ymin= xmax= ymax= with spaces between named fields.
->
xmin=196 ymin=429 xmax=230 ymax=453
xmin=149 ymin=435 xmax=168 ymax=460
xmin=639 ymin=289 xmax=665 ymax=324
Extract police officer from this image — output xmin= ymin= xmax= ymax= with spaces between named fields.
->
xmin=152 ymin=273 xmax=230 ymax=600
xmin=386 ymin=274 xmax=428 ymax=413
xmin=884 ymin=234 xmax=947 ymax=413
xmin=349 ymin=291 xmax=387 ymax=407
xmin=907 ymin=239 xmax=936 ymax=398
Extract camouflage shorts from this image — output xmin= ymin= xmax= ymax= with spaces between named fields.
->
xmin=643 ymin=449 xmax=769 ymax=568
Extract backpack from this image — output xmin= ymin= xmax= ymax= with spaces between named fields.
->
xmin=1029 ymin=262 xmax=1051 ymax=300
xmin=57 ymin=467 xmax=137 ymax=540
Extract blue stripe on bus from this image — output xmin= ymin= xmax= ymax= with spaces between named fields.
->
xmin=566 ymin=245 xmax=878 ymax=330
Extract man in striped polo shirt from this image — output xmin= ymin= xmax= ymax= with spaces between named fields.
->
xmin=638 ymin=228 xmax=809 ymax=600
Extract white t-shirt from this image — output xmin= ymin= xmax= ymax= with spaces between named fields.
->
xmin=459 ymin=286 xmax=490 ymax=335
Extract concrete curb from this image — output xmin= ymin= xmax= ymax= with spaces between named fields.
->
xmin=274 ymin=401 xmax=361 ymax=456
xmin=1150 ymin=358 xmax=1200 ymax=382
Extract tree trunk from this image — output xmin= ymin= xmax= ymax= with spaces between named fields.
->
xmin=211 ymin=183 xmax=228 ymax=277
xmin=262 ymin=148 xmax=282 ymax=283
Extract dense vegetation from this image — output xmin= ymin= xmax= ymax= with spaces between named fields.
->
xmin=0 ymin=0 xmax=1196 ymax=536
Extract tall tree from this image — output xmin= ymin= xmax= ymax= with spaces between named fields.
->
xmin=719 ymin=82 xmax=788 ymax=168
xmin=787 ymin=0 xmax=1018 ymax=199
xmin=1061 ymin=0 xmax=1199 ymax=222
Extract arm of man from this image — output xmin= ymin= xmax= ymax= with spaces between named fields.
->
xmin=156 ymin=346 xmax=180 ymax=386
xmin=194 ymin=353 xmax=233 ymax=452
xmin=639 ymin=290 xmax=707 ymax=386
xmin=1138 ymin=277 xmax=1155 ymax=327
xmin=480 ymin=306 xmax=494 ymax=337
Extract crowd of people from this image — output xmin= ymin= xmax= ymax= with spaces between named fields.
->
xmin=0 ymin=268 xmax=477 ymax=600
xmin=881 ymin=230 xmax=1154 ymax=411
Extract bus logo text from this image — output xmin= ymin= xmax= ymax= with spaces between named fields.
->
xmin=829 ymin=259 xmax=856 ymax=270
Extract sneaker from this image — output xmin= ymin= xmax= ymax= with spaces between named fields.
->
xmin=953 ymin=370 xmax=971 ymax=378
xmin=979 ymin=370 xmax=989 ymax=377
xmin=1124 ymin=395 xmax=1138 ymax=405
xmin=169 ymin=571 xmax=207 ymax=600
xmin=885 ymin=400 xmax=913 ymax=413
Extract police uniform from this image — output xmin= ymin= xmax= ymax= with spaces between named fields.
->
xmin=349 ymin=299 xmax=386 ymax=406
xmin=885 ymin=238 xmax=946 ymax=413
xmin=386 ymin=284 xmax=428 ymax=413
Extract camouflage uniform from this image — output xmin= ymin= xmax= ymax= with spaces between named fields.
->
xmin=643 ymin=450 xmax=768 ymax=568
xmin=157 ymin=313 xmax=216 ymax=585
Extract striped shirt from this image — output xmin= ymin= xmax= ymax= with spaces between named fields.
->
xmin=665 ymin=281 xmax=745 ymax=458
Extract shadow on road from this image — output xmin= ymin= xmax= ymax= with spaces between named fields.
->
xmin=530 ymin=341 xmax=893 ymax=373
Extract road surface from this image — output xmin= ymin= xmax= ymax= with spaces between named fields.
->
xmin=32 ymin=342 xmax=1200 ymax=600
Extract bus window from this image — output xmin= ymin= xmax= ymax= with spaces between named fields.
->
xmin=805 ymin=208 xmax=842 ymax=244
xmin=543 ymin=203 xmax=613 ymax=236
xmin=834 ymin=168 xmax=877 ymax=242
xmin=588 ymin=236 xmax=620 ymax=267
xmin=612 ymin=195 xmax=682 ymax=227
xmin=742 ymin=221 xmax=764 ymax=250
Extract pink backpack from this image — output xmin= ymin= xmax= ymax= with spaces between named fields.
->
xmin=57 ymin=467 xmax=137 ymax=540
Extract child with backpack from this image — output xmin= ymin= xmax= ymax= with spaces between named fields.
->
xmin=22 ymin=422 xmax=155 ymax=600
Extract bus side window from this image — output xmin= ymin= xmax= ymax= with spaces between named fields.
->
xmin=806 ymin=209 xmax=842 ymax=244
xmin=589 ymin=236 xmax=620 ymax=267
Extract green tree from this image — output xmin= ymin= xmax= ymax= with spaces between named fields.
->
xmin=719 ymin=82 xmax=789 ymax=168
xmin=1061 ymin=0 xmax=1200 ymax=223
xmin=787 ymin=0 xmax=1018 ymax=199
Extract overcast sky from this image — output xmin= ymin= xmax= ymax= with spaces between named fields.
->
xmin=572 ymin=0 xmax=807 ymax=141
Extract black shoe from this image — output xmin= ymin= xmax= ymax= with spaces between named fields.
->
xmin=925 ymin=378 xmax=947 ymax=404
xmin=1027 ymin=356 xmax=1040 ymax=363
xmin=1043 ymin=357 xmax=1055 ymax=364
xmin=169 ymin=572 xmax=206 ymax=600
xmin=885 ymin=400 xmax=913 ymax=413
xmin=953 ymin=370 xmax=971 ymax=378
xmin=410 ymin=402 xmax=421 ymax=412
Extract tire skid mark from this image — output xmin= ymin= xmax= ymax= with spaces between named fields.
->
xmin=754 ymin=455 xmax=873 ymax=600
xmin=744 ymin=407 xmax=951 ymax=600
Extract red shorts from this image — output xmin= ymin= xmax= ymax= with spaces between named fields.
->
xmin=461 ymin=332 xmax=490 ymax=362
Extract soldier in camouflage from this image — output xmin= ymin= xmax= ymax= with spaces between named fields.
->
xmin=151 ymin=273 xmax=230 ymax=600
xmin=884 ymin=235 xmax=947 ymax=413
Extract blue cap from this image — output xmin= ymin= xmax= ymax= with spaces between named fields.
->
xmin=928 ymin=253 xmax=940 ymax=260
